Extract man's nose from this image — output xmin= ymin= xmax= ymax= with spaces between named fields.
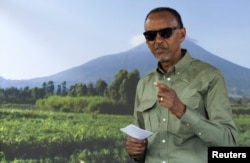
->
xmin=154 ymin=32 xmax=164 ymax=43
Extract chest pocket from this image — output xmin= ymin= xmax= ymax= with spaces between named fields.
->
xmin=136 ymin=99 xmax=160 ymax=133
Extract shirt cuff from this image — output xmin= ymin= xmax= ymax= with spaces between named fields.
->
xmin=180 ymin=106 xmax=201 ymax=129
xmin=129 ymin=153 xmax=145 ymax=162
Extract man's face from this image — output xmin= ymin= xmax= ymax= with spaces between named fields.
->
xmin=144 ymin=11 xmax=185 ymax=63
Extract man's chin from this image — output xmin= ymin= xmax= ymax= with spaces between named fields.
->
xmin=154 ymin=53 xmax=170 ymax=61
xmin=157 ymin=56 xmax=170 ymax=62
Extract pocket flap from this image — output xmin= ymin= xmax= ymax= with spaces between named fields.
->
xmin=137 ymin=99 xmax=157 ymax=112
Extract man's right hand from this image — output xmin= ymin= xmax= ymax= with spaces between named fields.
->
xmin=126 ymin=136 xmax=147 ymax=156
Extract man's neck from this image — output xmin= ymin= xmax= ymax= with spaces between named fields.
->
xmin=160 ymin=50 xmax=184 ymax=72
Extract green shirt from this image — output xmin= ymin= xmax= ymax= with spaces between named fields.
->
xmin=133 ymin=49 xmax=238 ymax=163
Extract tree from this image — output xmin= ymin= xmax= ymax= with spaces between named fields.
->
xmin=68 ymin=83 xmax=87 ymax=97
xmin=18 ymin=86 xmax=32 ymax=103
xmin=46 ymin=81 xmax=54 ymax=96
xmin=0 ymin=88 xmax=5 ymax=103
xmin=61 ymin=81 xmax=67 ymax=96
xmin=87 ymin=83 xmax=96 ymax=96
xmin=4 ymin=87 xmax=20 ymax=103
xmin=125 ymin=69 xmax=140 ymax=106
xmin=106 ymin=69 xmax=128 ymax=101
xmin=31 ymin=87 xmax=46 ymax=101
xmin=95 ymin=79 xmax=108 ymax=96
xmin=56 ymin=85 xmax=62 ymax=95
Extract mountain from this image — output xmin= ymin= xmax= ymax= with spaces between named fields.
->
xmin=1 ymin=40 xmax=250 ymax=96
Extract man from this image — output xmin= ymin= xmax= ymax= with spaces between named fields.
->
xmin=126 ymin=7 xmax=238 ymax=163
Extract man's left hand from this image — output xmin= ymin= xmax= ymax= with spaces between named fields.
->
xmin=154 ymin=81 xmax=186 ymax=118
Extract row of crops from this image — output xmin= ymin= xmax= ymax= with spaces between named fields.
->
xmin=0 ymin=109 xmax=134 ymax=163
xmin=1 ymin=108 xmax=250 ymax=162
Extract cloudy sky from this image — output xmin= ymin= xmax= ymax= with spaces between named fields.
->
xmin=0 ymin=0 xmax=249 ymax=79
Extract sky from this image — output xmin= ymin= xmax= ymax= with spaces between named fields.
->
xmin=0 ymin=0 xmax=250 ymax=80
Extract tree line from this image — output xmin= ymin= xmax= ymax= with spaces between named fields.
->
xmin=1 ymin=68 xmax=249 ymax=109
xmin=0 ymin=69 xmax=140 ymax=109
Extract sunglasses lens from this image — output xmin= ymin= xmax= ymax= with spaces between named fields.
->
xmin=143 ymin=31 xmax=157 ymax=41
xmin=143 ymin=27 xmax=177 ymax=41
xmin=160 ymin=28 xmax=172 ymax=39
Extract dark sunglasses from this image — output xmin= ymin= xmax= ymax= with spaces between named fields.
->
xmin=143 ymin=27 xmax=179 ymax=41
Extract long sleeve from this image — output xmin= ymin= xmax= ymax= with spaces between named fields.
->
xmin=180 ymin=70 xmax=238 ymax=146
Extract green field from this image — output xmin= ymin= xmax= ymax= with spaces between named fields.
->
xmin=0 ymin=108 xmax=250 ymax=163
xmin=0 ymin=109 xmax=133 ymax=163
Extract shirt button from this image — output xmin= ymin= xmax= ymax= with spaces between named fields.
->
xmin=186 ymin=123 xmax=190 ymax=126
xmin=162 ymin=161 xmax=167 ymax=163
xmin=198 ymin=132 xmax=202 ymax=136
xmin=177 ymin=72 xmax=180 ymax=75
xmin=163 ymin=118 xmax=166 ymax=122
xmin=162 ymin=140 xmax=166 ymax=143
xmin=167 ymin=77 xmax=171 ymax=81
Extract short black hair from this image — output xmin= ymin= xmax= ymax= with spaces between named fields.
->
xmin=145 ymin=7 xmax=184 ymax=28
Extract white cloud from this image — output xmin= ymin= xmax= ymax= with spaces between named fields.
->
xmin=130 ymin=34 xmax=145 ymax=47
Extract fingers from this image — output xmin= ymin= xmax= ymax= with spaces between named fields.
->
xmin=154 ymin=82 xmax=172 ymax=100
xmin=153 ymin=81 xmax=186 ymax=118
xmin=126 ymin=137 xmax=145 ymax=145
xmin=126 ymin=137 xmax=146 ymax=155
xmin=153 ymin=81 xmax=171 ymax=91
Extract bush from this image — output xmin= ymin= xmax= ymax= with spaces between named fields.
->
xmin=35 ymin=96 xmax=123 ymax=114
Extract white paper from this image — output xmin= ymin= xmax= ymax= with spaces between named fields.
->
xmin=120 ymin=124 xmax=153 ymax=140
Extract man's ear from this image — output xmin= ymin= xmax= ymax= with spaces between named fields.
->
xmin=179 ymin=27 xmax=186 ymax=42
